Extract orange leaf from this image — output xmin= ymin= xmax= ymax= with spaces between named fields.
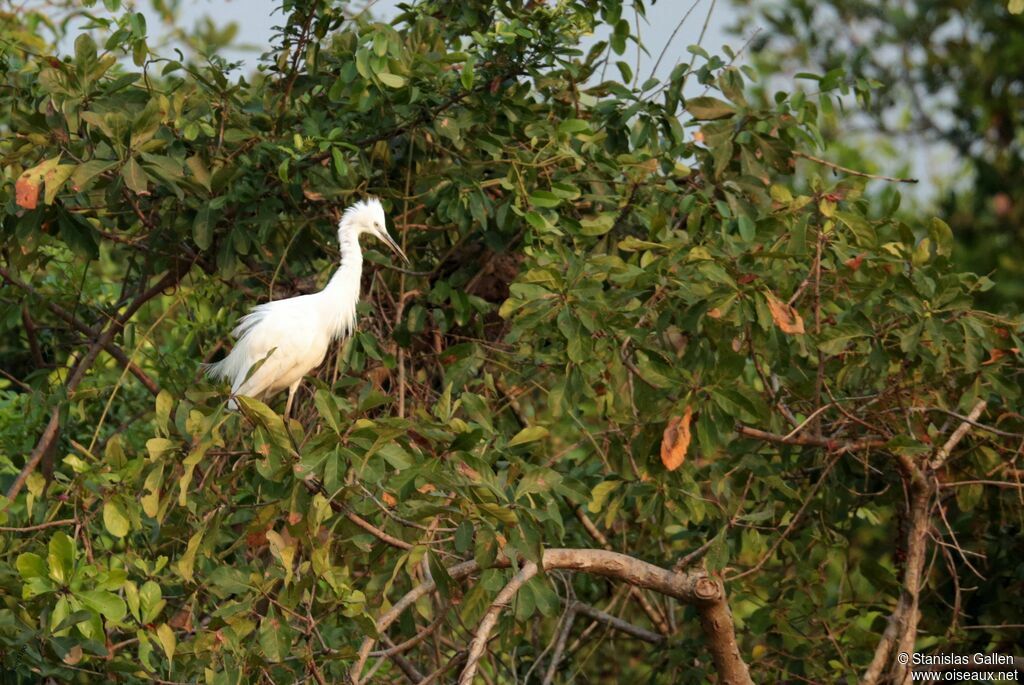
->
xmin=381 ymin=492 xmax=397 ymax=508
xmin=766 ymin=293 xmax=805 ymax=335
xmin=844 ymin=254 xmax=864 ymax=271
xmin=15 ymin=176 xmax=39 ymax=209
xmin=660 ymin=407 xmax=692 ymax=471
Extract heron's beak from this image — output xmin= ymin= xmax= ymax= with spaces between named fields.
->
xmin=379 ymin=230 xmax=409 ymax=264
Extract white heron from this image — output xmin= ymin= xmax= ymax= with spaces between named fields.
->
xmin=206 ymin=198 xmax=408 ymax=417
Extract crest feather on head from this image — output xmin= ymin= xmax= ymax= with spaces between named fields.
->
xmin=340 ymin=197 xmax=383 ymax=226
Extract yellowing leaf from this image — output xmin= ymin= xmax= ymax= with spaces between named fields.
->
xmin=156 ymin=623 xmax=176 ymax=662
xmin=175 ymin=529 xmax=203 ymax=583
xmin=103 ymin=500 xmax=130 ymax=538
xmin=377 ymin=72 xmax=406 ymax=88
xmin=660 ymin=407 xmax=692 ymax=471
xmin=265 ymin=530 xmax=296 ymax=586
xmin=44 ymin=165 xmax=76 ymax=204
xmin=509 ymin=425 xmax=548 ymax=447
xmin=765 ymin=293 xmax=805 ymax=335
xmin=15 ymin=157 xmax=61 ymax=209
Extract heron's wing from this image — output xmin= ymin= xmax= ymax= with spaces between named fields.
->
xmin=227 ymin=297 xmax=323 ymax=397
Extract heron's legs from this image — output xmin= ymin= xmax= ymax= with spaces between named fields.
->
xmin=284 ymin=380 xmax=301 ymax=419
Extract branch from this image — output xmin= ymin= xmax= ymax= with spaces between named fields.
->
xmin=3 ymin=264 xmax=189 ymax=507
xmin=0 ymin=517 xmax=75 ymax=533
xmin=794 ymin=150 xmax=919 ymax=184
xmin=737 ymin=424 xmax=886 ymax=452
xmin=728 ymin=454 xmax=840 ymax=581
xmin=460 ymin=561 xmax=539 ymax=685
xmin=540 ymin=604 xmax=578 ymax=685
xmin=351 ymin=548 xmax=751 ymax=685
xmin=380 ymin=636 xmax=425 ymax=684
xmin=571 ymin=602 xmax=664 ymax=644
xmin=929 ymin=400 xmax=988 ymax=470
xmin=573 ymin=506 xmax=671 ymax=635
xmin=863 ymin=402 xmax=988 ymax=684
xmin=302 ymin=477 xmax=413 ymax=550
xmin=0 ymin=267 xmax=161 ymax=396
xmin=5 ymin=407 xmax=60 ymax=502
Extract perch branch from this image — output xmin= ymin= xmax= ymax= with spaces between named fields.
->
xmin=351 ymin=548 xmax=751 ymax=685
xmin=794 ymin=150 xmax=919 ymax=184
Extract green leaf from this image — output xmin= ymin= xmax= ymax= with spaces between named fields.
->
xmin=139 ymin=581 xmax=164 ymax=624
xmin=587 ymin=480 xmax=620 ymax=514
xmin=705 ymin=529 xmax=729 ymax=572
xmin=377 ymin=72 xmax=407 ymax=88
xmin=70 ymin=160 xmax=116 ymax=191
xmin=508 ymin=426 xmax=548 ymax=447
xmin=686 ymin=96 xmax=736 ymax=120
xmin=259 ymin=608 xmax=292 ymax=662
xmin=515 ymin=468 xmax=562 ymax=499
xmin=455 ymin=521 xmax=474 ymax=553
xmin=461 ymin=57 xmax=475 ymax=90
xmin=237 ymin=396 xmax=292 ymax=451
xmin=427 ymin=550 xmax=453 ymax=599
xmin=529 ymin=190 xmax=561 ymax=208
xmin=79 ymin=589 xmax=127 ymax=621
xmin=103 ymin=500 xmax=130 ymax=538
xmin=121 ymin=157 xmax=149 ymax=194
xmin=579 ymin=213 xmax=616 ymax=236
xmin=193 ymin=206 xmax=213 ymax=250
xmin=43 ymin=165 xmax=76 ymax=204
xmin=558 ymin=118 xmax=590 ymax=134
xmin=928 ymin=217 xmax=954 ymax=257
xmin=16 ymin=553 xmax=46 ymax=580
xmin=47 ymin=532 xmax=75 ymax=585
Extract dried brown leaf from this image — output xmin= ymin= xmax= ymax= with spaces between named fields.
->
xmin=766 ymin=293 xmax=805 ymax=335
xmin=15 ymin=176 xmax=39 ymax=209
xmin=661 ymin=407 xmax=692 ymax=471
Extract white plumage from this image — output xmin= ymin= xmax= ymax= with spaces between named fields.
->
xmin=206 ymin=198 xmax=407 ymax=417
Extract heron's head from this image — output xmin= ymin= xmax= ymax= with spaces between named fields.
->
xmin=339 ymin=198 xmax=409 ymax=263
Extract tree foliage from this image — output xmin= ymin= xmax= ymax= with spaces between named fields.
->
xmin=1 ymin=1 xmax=1023 ymax=683
xmin=734 ymin=0 xmax=1024 ymax=310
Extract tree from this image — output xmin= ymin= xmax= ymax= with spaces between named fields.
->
xmin=733 ymin=0 xmax=1024 ymax=311
xmin=1 ymin=1 xmax=1022 ymax=683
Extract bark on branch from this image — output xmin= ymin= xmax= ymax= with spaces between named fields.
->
xmin=861 ymin=400 xmax=989 ymax=685
xmin=350 ymin=548 xmax=752 ymax=685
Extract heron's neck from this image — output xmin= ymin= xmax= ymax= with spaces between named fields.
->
xmin=319 ymin=227 xmax=362 ymax=340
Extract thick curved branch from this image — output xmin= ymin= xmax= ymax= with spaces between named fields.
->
xmin=351 ymin=548 xmax=751 ymax=685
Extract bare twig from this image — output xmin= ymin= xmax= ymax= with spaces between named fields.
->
xmin=6 ymin=407 xmax=60 ymax=502
xmin=461 ymin=561 xmax=540 ymax=684
xmin=571 ymin=602 xmax=664 ymax=644
xmin=930 ymin=400 xmax=987 ymax=470
xmin=540 ymin=603 xmax=578 ymax=685
xmin=737 ymin=424 xmax=885 ymax=452
xmin=0 ymin=517 xmax=75 ymax=532
xmin=794 ymin=150 xmax=919 ymax=183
